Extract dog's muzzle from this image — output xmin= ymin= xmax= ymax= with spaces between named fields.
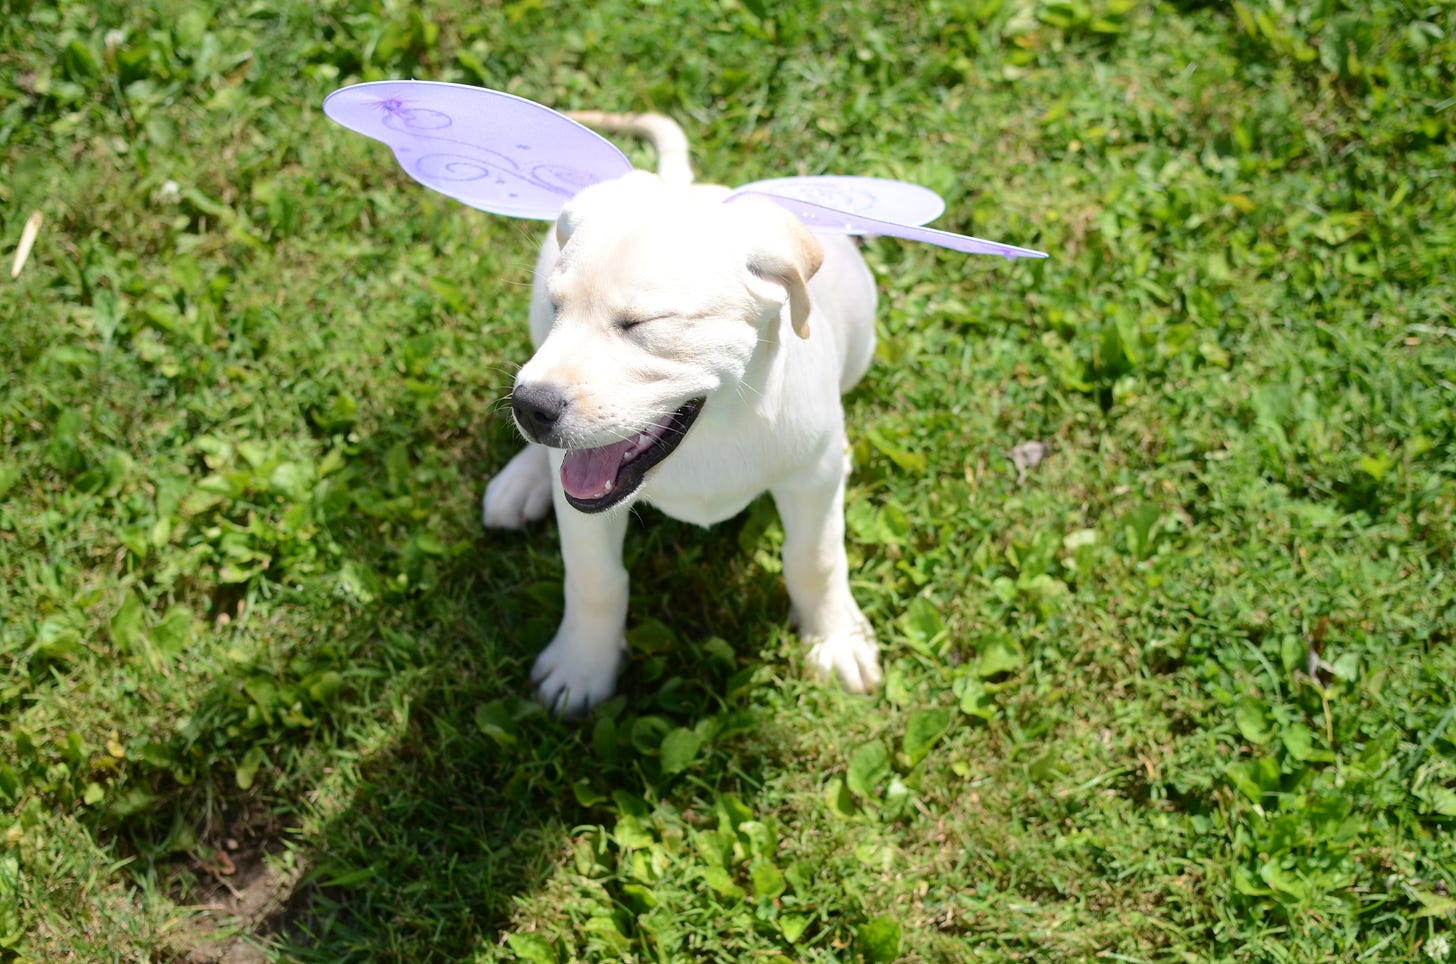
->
xmin=511 ymin=384 xmax=705 ymax=513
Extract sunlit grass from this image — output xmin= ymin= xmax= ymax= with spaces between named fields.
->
xmin=2 ymin=1 xmax=1454 ymax=961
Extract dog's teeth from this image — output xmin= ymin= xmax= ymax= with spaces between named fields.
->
xmin=621 ymin=433 xmax=651 ymax=464
xmin=602 ymin=479 xmax=613 ymax=494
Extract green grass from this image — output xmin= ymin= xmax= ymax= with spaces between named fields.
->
xmin=3 ymin=0 xmax=1455 ymax=960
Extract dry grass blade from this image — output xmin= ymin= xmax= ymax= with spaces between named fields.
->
xmin=11 ymin=210 xmax=42 ymax=279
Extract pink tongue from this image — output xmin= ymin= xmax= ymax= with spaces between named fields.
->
xmin=561 ymin=440 xmax=633 ymax=500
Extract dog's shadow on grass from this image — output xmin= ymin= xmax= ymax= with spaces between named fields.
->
xmin=245 ymin=488 xmax=797 ymax=960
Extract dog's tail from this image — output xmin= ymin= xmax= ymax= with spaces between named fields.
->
xmin=564 ymin=111 xmax=694 ymax=186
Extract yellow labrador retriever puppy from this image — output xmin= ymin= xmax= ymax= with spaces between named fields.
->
xmin=483 ymin=116 xmax=880 ymax=716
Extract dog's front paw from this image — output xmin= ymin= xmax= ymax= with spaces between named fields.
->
xmin=483 ymin=444 xmax=553 ymax=529
xmin=804 ymin=618 xmax=882 ymax=694
xmin=531 ymin=632 xmax=626 ymax=718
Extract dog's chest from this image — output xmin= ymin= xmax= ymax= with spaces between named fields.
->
xmin=639 ymin=441 xmax=771 ymax=526
xmin=643 ymin=488 xmax=756 ymax=528
xmin=637 ymin=412 xmax=835 ymax=527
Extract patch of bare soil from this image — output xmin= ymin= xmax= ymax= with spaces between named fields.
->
xmin=161 ymin=807 xmax=307 ymax=963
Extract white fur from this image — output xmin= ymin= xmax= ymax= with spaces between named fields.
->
xmin=483 ymin=142 xmax=881 ymax=716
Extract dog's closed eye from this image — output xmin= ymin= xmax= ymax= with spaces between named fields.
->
xmin=618 ymin=315 xmax=668 ymax=332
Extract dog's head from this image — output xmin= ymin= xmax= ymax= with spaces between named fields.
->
xmin=510 ymin=171 xmax=824 ymax=513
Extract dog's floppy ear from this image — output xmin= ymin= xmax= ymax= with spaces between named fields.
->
xmin=744 ymin=205 xmax=825 ymax=340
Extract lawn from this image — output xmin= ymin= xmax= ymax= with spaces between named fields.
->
xmin=3 ymin=0 xmax=1455 ymax=960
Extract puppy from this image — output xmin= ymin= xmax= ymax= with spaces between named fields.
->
xmin=482 ymin=113 xmax=881 ymax=716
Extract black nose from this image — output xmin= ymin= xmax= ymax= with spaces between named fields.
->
xmin=511 ymin=383 xmax=567 ymax=442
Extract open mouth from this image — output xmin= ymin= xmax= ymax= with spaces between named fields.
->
xmin=559 ymin=398 xmax=705 ymax=513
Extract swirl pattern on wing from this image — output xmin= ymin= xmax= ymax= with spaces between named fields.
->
xmin=778 ymin=183 xmax=877 ymax=213
xmin=323 ymin=81 xmax=633 ymax=220
xmin=531 ymin=162 xmax=604 ymax=196
xmin=731 ymin=176 xmax=946 ymax=228
xmin=413 ymin=151 xmax=519 ymax=183
xmin=379 ymin=104 xmax=453 ymax=132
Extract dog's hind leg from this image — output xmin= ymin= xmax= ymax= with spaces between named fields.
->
xmin=772 ymin=464 xmax=882 ymax=694
xmin=482 ymin=443 xmax=553 ymax=529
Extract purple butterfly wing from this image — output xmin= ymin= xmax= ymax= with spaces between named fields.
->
xmin=323 ymin=81 xmax=633 ymax=220
xmin=729 ymin=176 xmax=1047 ymax=260
xmin=733 ymin=176 xmax=947 ymax=228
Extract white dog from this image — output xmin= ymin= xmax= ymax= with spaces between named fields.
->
xmin=482 ymin=113 xmax=882 ymax=716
